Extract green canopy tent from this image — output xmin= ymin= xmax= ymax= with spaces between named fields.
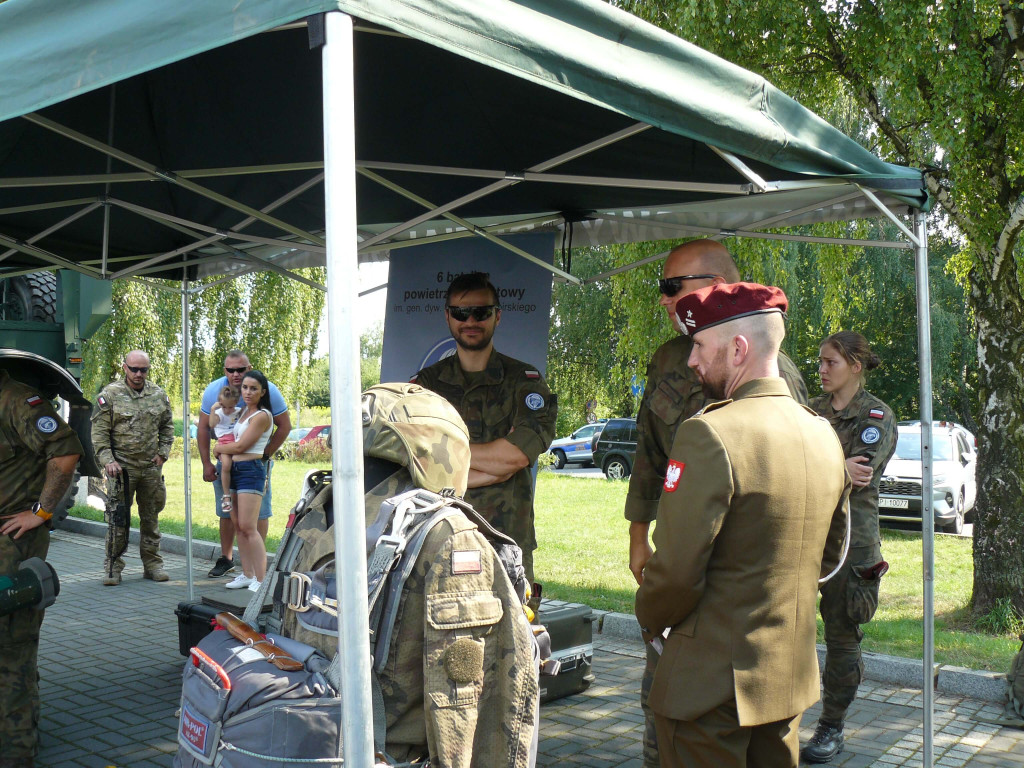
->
xmin=0 ymin=1 xmax=940 ymax=766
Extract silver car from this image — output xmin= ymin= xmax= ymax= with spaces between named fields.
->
xmin=879 ymin=421 xmax=978 ymax=534
xmin=547 ymin=423 xmax=604 ymax=469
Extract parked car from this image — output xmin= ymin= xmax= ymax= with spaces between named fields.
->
xmin=286 ymin=427 xmax=312 ymax=443
xmin=299 ymin=425 xmax=331 ymax=445
xmin=592 ymin=418 xmax=637 ymax=480
xmin=879 ymin=421 xmax=978 ymax=534
xmin=547 ymin=423 xmax=604 ymax=469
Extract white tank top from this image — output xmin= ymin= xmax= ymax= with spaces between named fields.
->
xmin=212 ymin=405 xmax=239 ymax=439
xmin=233 ymin=407 xmax=273 ymax=455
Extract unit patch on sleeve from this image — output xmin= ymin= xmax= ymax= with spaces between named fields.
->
xmin=36 ymin=416 xmax=58 ymax=434
xmin=663 ymin=460 xmax=686 ymax=492
xmin=525 ymin=393 xmax=545 ymax=411
xmin=869 ymin=408 xmax=885 ymax=419
xmin=97 ymin=395 xmax=108 ymax=408
xmin=451 ymin=549 xmax=482 ymax=575
xmin=860 ymin=426 xmax=881 ymax=445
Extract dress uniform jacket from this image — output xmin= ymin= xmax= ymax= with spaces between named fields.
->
xmin=635 ymin=378 xmax=849 ymax=727
xmin=414 ymin=349 xmax=556 ymax=555
xmin=625 ymin=335 xmax=808 ymax=524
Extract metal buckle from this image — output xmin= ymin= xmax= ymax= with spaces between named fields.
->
xmin=284 ymin=572 xmax=313 ymax=613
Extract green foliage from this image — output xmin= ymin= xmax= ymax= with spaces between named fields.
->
xmin=976 ymin=597 xmax=1024 ymax=636
xmin=82 ymin=269 xmax=327 ymax=413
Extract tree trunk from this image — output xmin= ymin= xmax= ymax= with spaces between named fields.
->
xmin=970 ymin=281 xmax=1024 ymax=617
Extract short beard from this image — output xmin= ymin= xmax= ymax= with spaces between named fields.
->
xmin=454 ymin=334 xmax=492 ymax=352
xmin=700 ymin=379 xmax=726 ymax=400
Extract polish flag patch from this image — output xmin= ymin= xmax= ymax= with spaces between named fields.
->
xmin=25 ymin=395 xmax=42 ymax=407
xmin=409 ymin=374 xmax=418 ymax=383
xmin=869 ymin=408 xmax=885 ymax=419
xmin=663 ymin=460 xmax=685 ymax=492
xmin=525 ymin=370 xmax=540 ymax=379
xmin=451 ymin=549 xmax=482 ymax=575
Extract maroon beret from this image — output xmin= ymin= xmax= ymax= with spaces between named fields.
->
xmin=675 ymin=282 xmax=788 ymax=337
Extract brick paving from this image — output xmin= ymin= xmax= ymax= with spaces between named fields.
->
xmin=33 ymin=530 xmax=1024 ymax=767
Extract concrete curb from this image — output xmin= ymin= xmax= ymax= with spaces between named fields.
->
xmin=64 ymin=516 xmax=1008 ymax=703
xmin=589 ymin=608 xmax=1008 ymax=703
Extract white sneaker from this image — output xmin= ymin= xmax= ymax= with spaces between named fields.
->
xmin=225 ymin=574 xmax=254 ymax=589
xmin=247 ymin=579 xmax=263 ymax=593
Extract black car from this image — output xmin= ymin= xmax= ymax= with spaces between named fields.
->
xmin=592 ymin=418 xmax=637 ymax=479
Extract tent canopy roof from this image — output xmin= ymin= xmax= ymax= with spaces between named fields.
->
xmin=0 ymin=0 xmax=926 ymax=282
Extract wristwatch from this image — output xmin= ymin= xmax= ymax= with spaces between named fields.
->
xmin=31 ymin=502 xmax=53 ymax=522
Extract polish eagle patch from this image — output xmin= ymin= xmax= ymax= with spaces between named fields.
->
xmin=664 ymin=460 xmax=685 ymax=492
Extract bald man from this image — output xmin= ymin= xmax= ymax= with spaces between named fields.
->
xmin=635 ymin=283 xmax=848 ymax=768
xmin=626 ymin=240 xmax=808 ymax=768
xmin=91 ymin=350 xmax=174 ymax=585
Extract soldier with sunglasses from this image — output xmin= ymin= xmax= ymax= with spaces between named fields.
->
xmin=412 ymin=271 xmax=556 ymax=585
xmin=627 ymin=241 xmax=808 ymax=768
xmin=91 ymin=350 xmax=174 ymax=585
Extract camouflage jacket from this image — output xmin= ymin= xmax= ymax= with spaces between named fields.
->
xmin=0 ymin=370 xmax=84 ymax=519
xmin=282 ymin=468 xmax=538 ymax=768
xmin=91 ymin=378 xmax=174 ymax=469
xmin=414 ymin=349 xmax=557 ymax=552
xmin=625 ymin=335 xmax=808 ymax=523
xmin=809 ymin=387 xmax=897 ymax=559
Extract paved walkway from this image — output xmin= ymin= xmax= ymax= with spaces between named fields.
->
xmin=34 ymin=530 xmax=1024 ymax=767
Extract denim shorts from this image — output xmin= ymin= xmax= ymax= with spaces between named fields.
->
xmin=229 ymin=459 xmax=267 ymax=496
xmin=216 ymin=460 xmax=273 ymax=518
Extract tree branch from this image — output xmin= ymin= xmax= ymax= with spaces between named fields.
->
xmin=999 ymin=1 xmax=1024 ymax=75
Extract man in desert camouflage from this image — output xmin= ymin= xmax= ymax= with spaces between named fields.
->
xmin=91 ymin=350 xmax=174 ymax=585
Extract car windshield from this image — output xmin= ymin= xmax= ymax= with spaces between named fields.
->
xmin=893 ymin=431 xmax=953 ymax=461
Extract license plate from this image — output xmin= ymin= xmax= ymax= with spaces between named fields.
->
xmin=880 ymin=498 xmax=909 ymax=509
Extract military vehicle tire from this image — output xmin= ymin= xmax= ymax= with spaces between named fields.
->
xmin=1 ymin=272 xmax=58 ymax=322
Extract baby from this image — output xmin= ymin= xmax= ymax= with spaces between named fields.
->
xmin=209 ymin=385 xmax=240 ymax=513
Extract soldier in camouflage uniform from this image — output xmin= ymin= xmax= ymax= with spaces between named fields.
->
xmin=625 ymin=240 xmax=809 ymax=768
xmin=91 ymin=350 xmax=174 ymax=585
xmin=802 ymin=331 xmax=898 ymax=763
xmin=275 ymin=383 xmax=537 ymax=768
xmin=0 ymin=369 xmax=83 ymax=768
xmin=413 ymin=271 xmax=556 ymax=585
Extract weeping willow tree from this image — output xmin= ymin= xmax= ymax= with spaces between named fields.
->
xmin=83 ymin=268 xmax=326 ymax=412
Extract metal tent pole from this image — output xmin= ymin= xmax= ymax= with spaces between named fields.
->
xmin=913 ymin=210 xmax=934 ymax=767
xmin=182 ymin=277 xmax=195 ymax=602
xmin=323 ymin=11 xmax=374 ymax=768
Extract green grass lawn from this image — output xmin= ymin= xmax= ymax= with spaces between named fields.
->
xmin=72 ymin=462 xmax=1019 ymax=671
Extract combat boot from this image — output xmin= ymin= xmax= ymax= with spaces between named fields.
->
xmin=101 ymin=572 xmax=121 ymax=586
xmin=800 ymin=720 xmax=844 ymax=763
xmin=144 ymin=568 xmax=170 ymax=582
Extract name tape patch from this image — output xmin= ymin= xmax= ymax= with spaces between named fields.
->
xmin=451 ymin=549 xmax=482 ymax=575
xmin=663 ymin=460 xmax=686 ymax=492
xmin=525 ymin=393 xmax=545 ymax=411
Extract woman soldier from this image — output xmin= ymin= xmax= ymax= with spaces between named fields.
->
xmin=801 ymin=331 xmax=898 ymax=764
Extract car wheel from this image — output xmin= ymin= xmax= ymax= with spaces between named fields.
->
xmin=942 ymin=492 xmax=965 ymax=535
xmin=552 ymin=450 xmax=566 ymax=470
xmin=604 ymin=456 xmax=631 ymax=480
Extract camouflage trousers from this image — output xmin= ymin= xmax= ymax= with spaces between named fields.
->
xmin=819 ymin=556 xmax=881 ymax=724
xmin=104 ymin=464 xmax=166 ymax=577
xmin=0 ymin=526 xmax=49 ymax=759
xmin=641 ymin=641 xmax=660 ymax=768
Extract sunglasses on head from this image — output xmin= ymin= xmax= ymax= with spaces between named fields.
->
xmin=447 ymin=305 xmax=499 ymax=322
xmin=126 ymin=365 xmax=149 ymax=374
xmin=224 ymin=366 xmax=248 ymax=374
xmin=657 ymin=274 xmax=719 ymax=296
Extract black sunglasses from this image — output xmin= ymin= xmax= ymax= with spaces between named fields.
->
xmin=447 ymin=305 xmax=499 ymax=322
xmin=126 ymin=365 xmax=149 ymax=374
xmin=657 ymin=274 xmax=719 ymax=296
xmin=224 ymin=366 xmax=248 ymax=374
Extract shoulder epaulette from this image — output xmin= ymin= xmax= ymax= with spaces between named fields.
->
xmin=695 ymin=398 xmax=732 ymax=416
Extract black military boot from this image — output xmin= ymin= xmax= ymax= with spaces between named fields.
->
xmin=800 ymin=720 xmax=844 ymax=763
